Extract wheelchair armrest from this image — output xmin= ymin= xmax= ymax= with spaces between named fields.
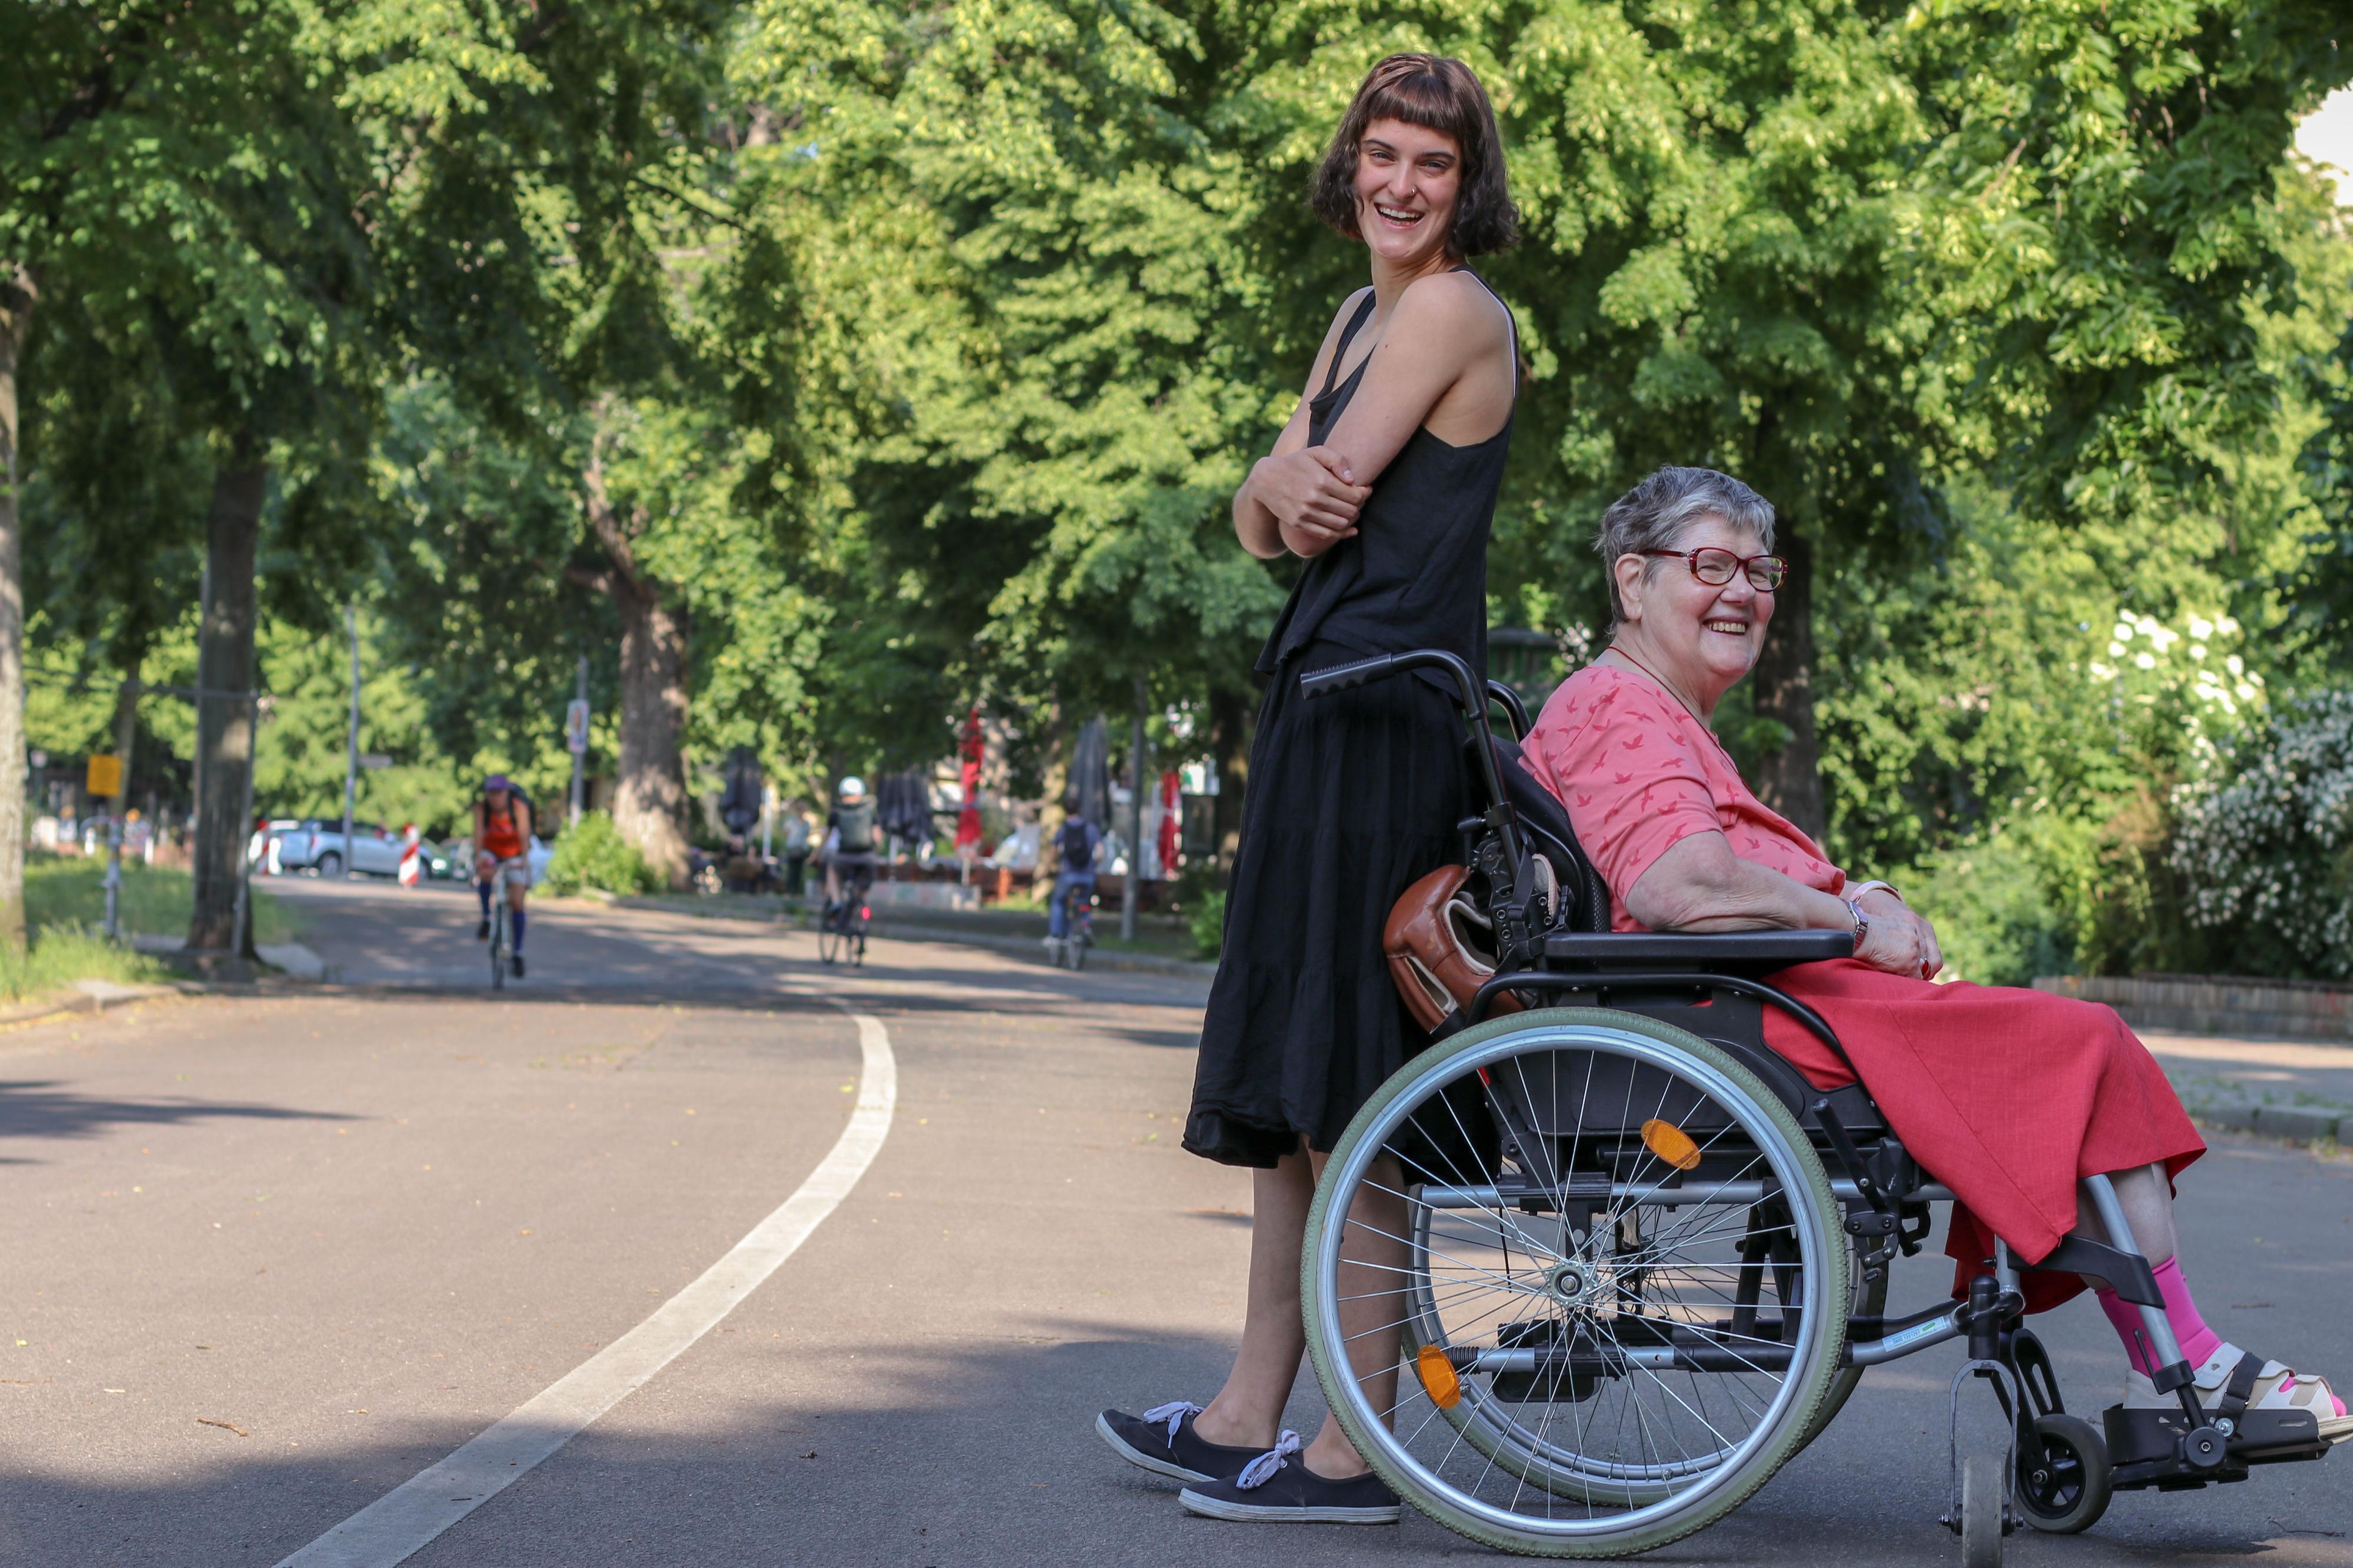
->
xmin=1541 ymin=929 xmax=1854 ymax=973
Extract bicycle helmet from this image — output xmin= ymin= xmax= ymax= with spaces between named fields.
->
xmin=838 ymin=776 xmax=867 ymax=800
xmin=1383 ymin=865 xmax=1526 ymax=1032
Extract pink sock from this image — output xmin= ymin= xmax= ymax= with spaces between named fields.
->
xmin=2097 ymin=1257 xmax=2221 ymax=1375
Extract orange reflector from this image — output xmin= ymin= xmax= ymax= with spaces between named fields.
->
xmin=1416 ymin=1342 xmax=1462 ymax=1409
xmin=1642 ymin=1117 xmax=1701 ymax=1171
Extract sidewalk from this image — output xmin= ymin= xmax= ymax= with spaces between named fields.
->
xmin=2143 ymin=1030 xmax=2353 ymax=1147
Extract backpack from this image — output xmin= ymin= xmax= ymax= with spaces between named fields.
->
xmin=1058 ymin=818 xmax=1094 ymax=870
xmin=835 ymin=801 xmax=877 ymax=854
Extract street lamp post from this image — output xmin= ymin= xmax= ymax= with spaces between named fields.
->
xmin=340 ymin=602 xmax=361 ymax=879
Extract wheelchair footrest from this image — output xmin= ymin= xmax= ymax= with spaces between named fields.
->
xmin=2102 ymin=1404 xmax=2330 ymax=1489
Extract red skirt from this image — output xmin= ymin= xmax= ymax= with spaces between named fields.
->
xmin=1759 ymin=960 xmax=2205 ymax=1310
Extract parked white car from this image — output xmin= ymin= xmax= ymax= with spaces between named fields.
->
xmin=269 ymin=819 xmax=408 ymax=878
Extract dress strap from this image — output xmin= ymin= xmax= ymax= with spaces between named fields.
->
xmin=1318 ymin=292 xmax=1379 ymax=399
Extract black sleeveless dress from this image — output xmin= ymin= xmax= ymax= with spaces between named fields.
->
xmin=1184 ymin=273 xmax=1516 ymax=1168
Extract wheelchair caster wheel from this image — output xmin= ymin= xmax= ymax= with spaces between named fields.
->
xmin=1959 ymin=1454 xmax=2008 ymax=1568
xmin=2015 ymin=1413 xmax=2112 ymax=1534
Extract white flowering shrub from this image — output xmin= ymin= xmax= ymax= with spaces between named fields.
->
xmin=2171 ymin=689 xmax=2353 ymax=979
xmin=2087 ymin=611 xmax=2264 ymax=770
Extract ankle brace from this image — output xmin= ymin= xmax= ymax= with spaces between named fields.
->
xmin=2098 ymin=1257 xmax=2219 ymax=1375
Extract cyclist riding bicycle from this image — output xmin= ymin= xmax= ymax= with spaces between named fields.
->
xmin=1046 ymin=813 xmax=1101 ymax=949
xmin=822 ymin=776 xmax=881 ymax=912
xmin=473 ymin=773 xmax=532 ymax=979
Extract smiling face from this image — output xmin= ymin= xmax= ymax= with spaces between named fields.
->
xmin=1352 ymin=117 xmax=1464 ymax=268
xmin=1612 ymin=512 xmax=1776 ymax=708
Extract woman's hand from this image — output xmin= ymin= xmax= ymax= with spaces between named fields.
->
xmin=1252 ymin=447 xmax=1368 ymax=559
xmin=1853 ymin=889 xmax=1944 ymax=980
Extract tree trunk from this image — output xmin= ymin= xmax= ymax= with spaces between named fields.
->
xmin=0 ymin=267 xmax=36 ymax=951
xmin=109 ymin=659 xmax=141 ymax=816
xmin=110 ymin=635 xmax=145 ymax=810
xmin=576 ymin=432 xmax=690 ymax=887
xmin=611 ymin=576 xmax=690 ymax=886
xmin=1208 ymin=683 xmax=1252 ymax=884
xmin=188 ymin=448 xmax=264 ymax=951
xmin=1747 ymin=521 xmax=1825 ymax=842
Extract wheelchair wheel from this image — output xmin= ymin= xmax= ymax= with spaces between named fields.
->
xmin=1959 ymin=1453 xmax=2006 ymax=1567
xmin=1308 ymin=1008 xmax=1848 ymax=1557
xmin=2014 ymin=1413 xmax=2109 ymax=1534
xmin=1399 ymin=1190 xmax=1877 ymax=1505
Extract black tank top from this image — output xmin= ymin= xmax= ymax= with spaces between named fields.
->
xmin=1255 ymin=269 xmax=1515 ymax=680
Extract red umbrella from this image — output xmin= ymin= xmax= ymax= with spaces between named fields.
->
xmin=1158 ymin=770 xmax=1181 ymax=876
xmin=955 ymin=706 xmax=985 ymax=852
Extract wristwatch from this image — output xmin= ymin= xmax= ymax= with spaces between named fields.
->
xmin=1844 ymin=898 xmax=1869 ymax=950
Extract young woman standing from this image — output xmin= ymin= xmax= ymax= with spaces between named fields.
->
xmin=1096 ymin=54 xmax=1521 ymax=1525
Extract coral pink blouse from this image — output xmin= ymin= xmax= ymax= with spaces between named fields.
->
xmin=1524 ymin=663 xmax=1847 ymax=928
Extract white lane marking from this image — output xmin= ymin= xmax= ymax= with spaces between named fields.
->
xmin=275 ymin=996 xmax=896 ymax=1568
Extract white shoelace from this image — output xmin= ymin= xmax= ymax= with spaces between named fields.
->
xmin=1141 ymin=1400 xmax=1203 ymax=1443
xmin=1237 ymin=1430 xmax=1302 ymax=1489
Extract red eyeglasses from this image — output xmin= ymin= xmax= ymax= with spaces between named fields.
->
xmin=1637 ymin=547 xmax=1789 ymax=592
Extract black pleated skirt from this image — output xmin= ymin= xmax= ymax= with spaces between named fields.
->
xmin=1183 ymin=640 xmax=1471 ymax=1167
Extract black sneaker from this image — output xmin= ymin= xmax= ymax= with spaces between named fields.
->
xmin=1178 ymin=1433 xmax=1401 ymax=1524
xmin=1095 ymin=1402 xmax=1264 ymax=1485
xmin=511 ymin=953 xmax=525 ymax=979
xmin=476 ymin=918 xmax=490 ymax=940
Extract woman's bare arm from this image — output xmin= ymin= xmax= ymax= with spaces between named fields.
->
xmin=1624 ymin=833 xmax=1849 ymax=933
xmin=1625 ymin=832 xmax=1942 ymax=976
xmin=1318 ymin=273 xmax=1511 ymax=488
xmin=1234 ymin=292 xmax=1374 ymax=561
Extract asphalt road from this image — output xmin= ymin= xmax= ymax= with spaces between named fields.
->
xmin=4 ymin=878 xmax=2348 ymax=1566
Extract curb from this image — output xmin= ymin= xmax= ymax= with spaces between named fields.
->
xmin=862 ymin=922 xmax=1217 ymax=979
xmin=608 ymin=893 xmax=1217 ymax=979
xmin=2186 ymin=1103 xmax=2345 ymax=1147
xmin=0 ymin=979 xmax=183 ymax=1033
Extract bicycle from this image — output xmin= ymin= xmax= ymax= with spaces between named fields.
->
xmin=819 ymin=864 xmax=873 ymax=966
xmin=488 ymin=896 xmax=510 ymax=991
xmin=1045 ymin=878 xmax=1095 ymax=971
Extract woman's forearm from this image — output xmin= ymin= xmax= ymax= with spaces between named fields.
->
xmin=1625 ymin=832 xmax=1852 ymax=933
xmin=1233 ymin=462 xmax=1285 ymax=560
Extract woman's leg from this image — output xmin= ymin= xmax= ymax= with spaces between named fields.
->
xmin=1194 ymin=1149 xmax=1314 ymax=1449
xmin=2074 ymin=1163 xmax=2179 ymax=1267
xmin=1191 ymin=1146 xmax=1411 ymax=1477
xmin=1299 ymin=1150 xmax=1408 ymax=1479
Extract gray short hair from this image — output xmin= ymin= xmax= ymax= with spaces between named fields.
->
xmin=1594 ymin=466 xmax=1777 ymax=628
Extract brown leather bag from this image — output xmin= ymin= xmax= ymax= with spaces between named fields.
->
xmin=1384 ymin=865 xmax=1523 ymax=1032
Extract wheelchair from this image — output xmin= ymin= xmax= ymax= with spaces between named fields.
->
xmin=1292 ymin=649 xmax=2334 ymax=1562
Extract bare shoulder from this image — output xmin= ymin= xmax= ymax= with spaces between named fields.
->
xmin=1392 ymin=271 xmax=1510 ymax=343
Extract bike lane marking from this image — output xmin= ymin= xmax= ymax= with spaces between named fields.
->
xmin=274 ymin=993 xmax=896 ymax=1568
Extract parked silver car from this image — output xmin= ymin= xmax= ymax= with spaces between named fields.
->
xmin=269 ymin=819 xmax=408 ymax=878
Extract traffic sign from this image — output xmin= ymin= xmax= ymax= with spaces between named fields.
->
xmin=86 ymin=755 xmax=123 ymax=798
xmin=565 ymin=699 xmax=591 ymax=755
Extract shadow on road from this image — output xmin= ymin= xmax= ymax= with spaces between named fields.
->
xmin=0 ymin=1320 xmax=2331 ymax=1568
xmin=0 ymin=1079 xmax=354 ymax=1160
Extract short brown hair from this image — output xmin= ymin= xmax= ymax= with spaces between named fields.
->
xmin=1595 ymin=466 xmax=1778 ymax=628
xmin=1311 ymin=55 xmax=1518 ymax=258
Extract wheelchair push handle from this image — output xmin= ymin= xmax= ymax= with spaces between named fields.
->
xmin=1298 ymin=648 xmax=1485 ymax=716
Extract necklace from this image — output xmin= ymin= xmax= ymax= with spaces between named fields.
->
xmin=1599 ymin=645 xmax=1709 ymax=725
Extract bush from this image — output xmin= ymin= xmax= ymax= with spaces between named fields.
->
xmin=542 ymin=812 xmax=662 ymax=897
xmin=1188 ymin=888 xmax=1226 ymax=960
xmin=2171 ymin=689 xmax=2353 ymax=979
xmin=1904 ymin=830 xmax=2077 ymax=988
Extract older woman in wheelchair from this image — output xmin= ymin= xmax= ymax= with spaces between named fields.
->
xmin=1202 ymin=465 xmax=2341 ymax=1560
